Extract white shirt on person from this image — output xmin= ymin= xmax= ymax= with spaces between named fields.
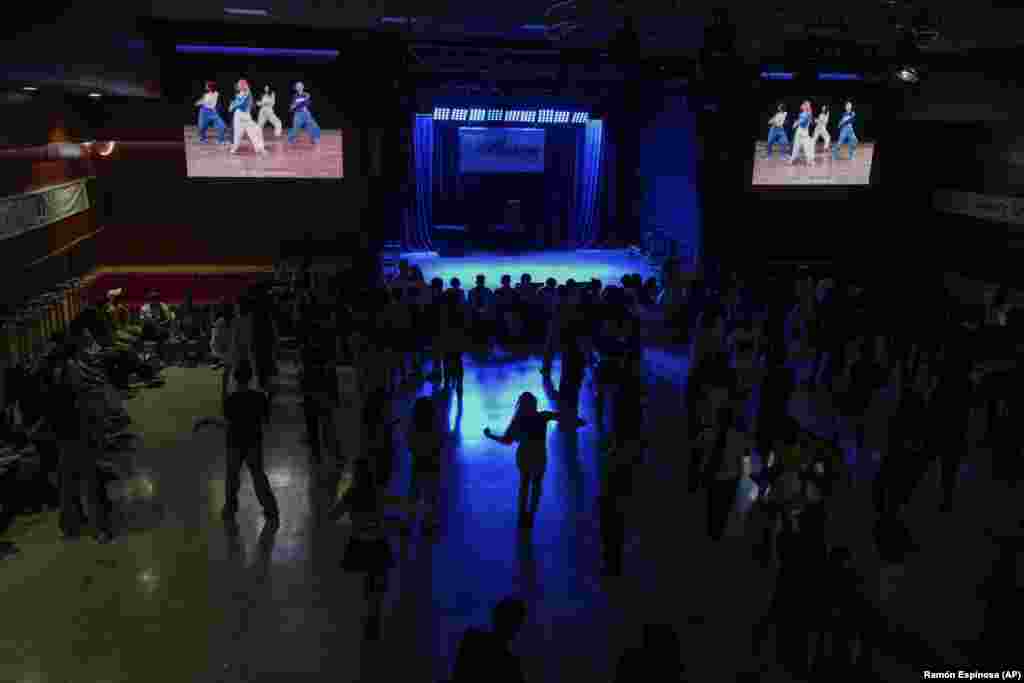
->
xmin=140 ymin=302 xmax=172 ymax=323
xmin=198 ymin=92 xmax=219 ymax=109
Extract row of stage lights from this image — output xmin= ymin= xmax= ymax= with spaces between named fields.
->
xmin=433 ymin=108 xmax=590 ymax=124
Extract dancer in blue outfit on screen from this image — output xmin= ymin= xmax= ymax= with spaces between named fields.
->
xmin=833 ymin=100 xmax=858 ymax=160
xmin=194 ymin=81 xmax=227 ymax=145
xmin=288 ymin=82 xmax=321 ymax=145
xmin=765 ymin=104 xmax=789 ymax=159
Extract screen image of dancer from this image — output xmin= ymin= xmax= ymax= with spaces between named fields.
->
xmin=750 ymin=96 xmax=875 ymax=187
xmin=184 ymin=77 xmax=344 ymax=179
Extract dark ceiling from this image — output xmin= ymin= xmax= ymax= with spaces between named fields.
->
xmin=2 ymin=2 xmax=1024 ymax=98
xmin=142 ymin=1 xmax=1024 ymax=55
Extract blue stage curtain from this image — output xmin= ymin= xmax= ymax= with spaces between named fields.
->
xmin=408 ymin=114 xmax=434 ymax=251
xmin=573 ymin=120 xmax=605 ymax=249
xmin=433 ymin=125 xmax=463 ymax=221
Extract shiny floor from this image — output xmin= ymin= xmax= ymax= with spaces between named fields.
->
xmin=0 ymin=338 xmax=1016 ymax=682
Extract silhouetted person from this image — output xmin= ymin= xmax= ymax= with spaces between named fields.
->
xmin=753 ymin=506 xmax=819 ymax=677
xmin=557 ymin=320 xmax=588 ymax=418
xmin=756 ymin=345 xmax=796 ymax=461
xmin=335 ymin=458 xmax=395 ymax=641
xmin=406 ymin=396 xmax=444 ymax=533
xmin=485 ymin=392 xmax=585 ymax=529
xmin=599 ymin=354 xmax=645 ymax=576
xmin=453 ymin=597 xmax=528 ymax=683
xmin=363 ymin=388 xmax=399 ymax=493
xmin=932 ymin=314 xmax=975 ymax=513
xmin=704 ymin=404 xmax=749 ymax=542
xmin=808 ymin=547 xmax=869 ymax=673
xmin=196 ymin=360 xmax=279 ymax=527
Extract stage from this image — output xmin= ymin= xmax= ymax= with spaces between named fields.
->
xmin=401 ymin=249 xmax=661 ymax=287
xmin=183 ymin=125 xmax=344 ymax=178
xmin=752 ymin=141 xmax=874 ymax=185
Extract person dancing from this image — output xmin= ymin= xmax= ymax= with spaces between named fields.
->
xmin=788 ymin=101 xmax=815 ymax=165
xmin=194 ymin=81 xmax=227 ymax=145
xmin=257 ymin=84 xmax=283 ymax=138
xmin=833 ymin=100 xmax=858 ymax=161
xmin=484 ymin=392 xmax=585 ymax=529
xmin=765 ymin=104 xmax=789 ymax=159
xmin=228 ymin=79 xmax=267 ymax=155
xmin=288 ymin=82 xmax=321 ymax=145
xmin=812 ymin=104 xmax=831 ymax=156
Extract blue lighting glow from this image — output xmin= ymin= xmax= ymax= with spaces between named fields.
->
xmin=760 ymin=71 xmax=795 ymax=80
xmin=435 ymin=107 xmax=589 ymax=125
xmin=818 ymin=72 xmax=862 ymax=81
xmin=174 ymin=44 xmax=340 ymax=58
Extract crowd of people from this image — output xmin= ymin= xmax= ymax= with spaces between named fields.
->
xmin=2 ymin=253 xmax=1020 ymax=678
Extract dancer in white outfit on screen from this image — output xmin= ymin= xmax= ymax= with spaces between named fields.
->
xmin=812 ymin=105 xmax=831 ymax=156
xmin=788 ymin=101 xmax=816 ymax=165
xmin=228 ymin=79 xmax=266 ymax=155
xmin=257 ymin=85 xmax=283 ymax=138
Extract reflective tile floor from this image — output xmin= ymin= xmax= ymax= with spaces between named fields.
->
xmin=1 ymin=341 xmax=1018 ymax=682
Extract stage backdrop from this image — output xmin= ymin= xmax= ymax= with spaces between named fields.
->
xmin=458 ymin=128 xmax=546 ymax=174
xmin=409 ymin=116 xmax=603 ymax=251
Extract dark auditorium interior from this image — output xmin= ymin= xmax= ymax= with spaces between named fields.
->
xmin=2 ymin=2 xmax=1023 ymax=681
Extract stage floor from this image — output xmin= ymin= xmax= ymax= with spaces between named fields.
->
xmin=752 ymin=141 xmax=874 ymax=185
xmin=401 ymin=249 xmax=660 ymax=287
xmin=183 ymin=125 xmax=343 ymax=178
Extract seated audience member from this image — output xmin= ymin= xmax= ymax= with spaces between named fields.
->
xmin=453 ymin=597 xmax=528 ymax=683
xmin=139 ymin=289 xmax=173 ymax=355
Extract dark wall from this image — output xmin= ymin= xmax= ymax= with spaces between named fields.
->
xmin=95 ymin=155 xmax=370 ymax=266
xmin=83 ymin=99 xmax=369 ymax=266
xmin=637 ymin=94 xmax=702 ymax=263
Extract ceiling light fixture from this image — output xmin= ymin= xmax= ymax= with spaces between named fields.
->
xmin=225 ymin=8 xmax=269 ymax=16
xmin=88 ymin=92 xmax=102 ymax=98
xmin=22 ymin=86 xmax=37 ymax=92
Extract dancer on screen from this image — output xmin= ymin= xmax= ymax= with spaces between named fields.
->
xmin=228 ymin=79 xmax=267 ymax=155
xmin=257 ymin=84 xmax=283 ymax=138
xmin=288 ymin=82 xmax=321 ymax=145
xmin=833 ymin=100 xmax=858 ymax=161
xmin=765 ymin=104 xmax=789 ymax=159
xmin=194 ymin=81 xmax=227 ymax=145
xmin=788 ymin=100 xmax=815 ymax=165
xmin=812 ymin=104 xmax=830 ymax=155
